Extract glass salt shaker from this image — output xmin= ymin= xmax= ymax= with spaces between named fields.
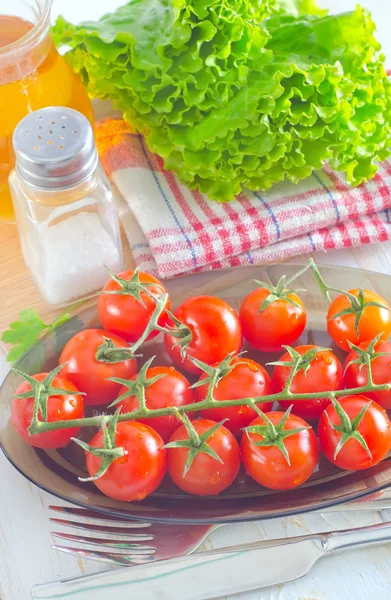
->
xmin=9 ymin=106 xmax=123 ymax=307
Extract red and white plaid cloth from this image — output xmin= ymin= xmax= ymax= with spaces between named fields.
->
xmin=97 ymin=119 xmax=391 ymax=279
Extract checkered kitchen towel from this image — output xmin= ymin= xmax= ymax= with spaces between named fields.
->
xmin=96 ymin=118 xmax=391 ymax=279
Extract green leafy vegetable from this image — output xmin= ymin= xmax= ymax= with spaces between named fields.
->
xmin=275 ymin=0 xmax=328 ymax=17
xmin=1 ymin=309 xmax=71 ymax=364
xmin=52 ymin=0 xmax=391 ymax=201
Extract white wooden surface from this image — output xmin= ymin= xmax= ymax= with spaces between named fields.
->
xmin=2 ymin=0 xmax=391 ymax=598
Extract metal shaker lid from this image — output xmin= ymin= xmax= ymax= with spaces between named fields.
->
xmin=12 ymin=107 xmax=98 ymax=189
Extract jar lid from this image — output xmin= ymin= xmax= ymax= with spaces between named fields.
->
xmin=12 ymin=107 xmax=98 ymax=189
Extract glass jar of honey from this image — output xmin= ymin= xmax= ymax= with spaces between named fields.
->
xmin=0 ymin=0 xmax=94 ymax=222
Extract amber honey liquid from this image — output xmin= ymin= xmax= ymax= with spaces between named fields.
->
xmin=0 ymin=16 xmax=94 ymax=222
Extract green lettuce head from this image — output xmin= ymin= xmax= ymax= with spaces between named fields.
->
xmin=53 ymin=0 xmax=391 ymax=201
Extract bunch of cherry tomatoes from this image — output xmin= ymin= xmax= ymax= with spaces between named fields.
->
xmin=11 ymin=267 xmax=391 ymax=502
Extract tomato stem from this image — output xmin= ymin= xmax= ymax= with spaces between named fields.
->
xmin=72 ymin=409 xmax=125 ymax=481
xmin=25 ymin=379 xmax=391 ymax=434
xmin=11 ymin=363 xmax=85 ymax=436
xmin=162 ymin=309 xmax=193 ymax=358
xmin=251 ymin=275 xmax=306 ymax=314
xmin=190 ymin=353 xmax=246 ymax=397
xmin=244 ymin=406 xmax=309 ymax=466
xmin=268 ymin=345 xmax=330 ymax=392
xmin=291 ymin=258 xmax=331 ymax=301
xmin=108 ymin=356 xmax=163 ymax=411
xmin=304 ymin=258 xmax=365 ymax=311
xmin=129 ymin=293 xmax=170 ymax=354
xmin=365 ymin=353 xmax=374 ymax=386
xmin=164 ymin=411 xmax=226 ymax=476
xmin=102 ymin=267 xmax=155 ymax=303
xmin=344 ymin=334 xmax=389 ymax=382
xmin=95 ymin=338 xmax=136 ymax=364
xmin=327 ymin=396 xmax=373 ymax=460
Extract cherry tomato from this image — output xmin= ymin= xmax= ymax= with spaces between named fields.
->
xmin=344 ymin=340 xmax=391 ymax=410
xmin=60 ymin=329 xmax=137 ymax=406
xmin=240 ymin=288 xmax=306 ymax=352
xmin=12 ymin=373 xmax=84 ymax=449
xmin=86 ymin=421 xmax=166 ymax=502
xmin=166 ymin=419 xmax=240 ymax=495
xmin=98 ymin=269 xmax=170 ymax=343
xmin=115 ymin=366 xmax=194 ymax=442
xmin=327 ymin=288 xmax=391 ymax=352
xmin=273 ymin=345 xmax=343 ymax=420
xmin=196 ymin=357 xmax=273 ymax=436
xmin=240 ymin=412 xmax=318 ymax=490
xmin=164 ymin=296 xmax=243 ymax=374
xmin=318 ymin=395 xmax=391 ymax=470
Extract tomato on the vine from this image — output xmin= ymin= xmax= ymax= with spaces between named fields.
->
xmin=241 ymin=411 xmax=318 ymax=490
xmin=318 ymin=395 xmax=391 ymax=471
xmin=344 ymin=339 xmax=391 ymax=410
xmin=196 ymin=357 xmax=273 ymax=436
xmin=13 ymin=257 xmax=391 ymax=502
xmin=164 ymin=295 xmax=243 ymax=374
xmin=12 ymin=373 xmax=84 ymax=449
xmin=166 ymin=418 xmax=240 ymax=496
xmin=273 ymin=345 xmax=343 ymax=420
xmin=85 ymin=421 xmax=166 ymax=502
xmin=98 ymin=269 xmax=170 ymax=343
xmin=240 ymin=280 xmax=306 ymax=352
xmin=114 ymin=365 xmax=194 ymax=442
xmin=60 ymin=329 xmax=137 ymax=406
xmin=327 ymin=288 xmax=391 ymax=352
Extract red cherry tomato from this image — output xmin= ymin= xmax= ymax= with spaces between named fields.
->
xmin=98 ymin=269 xmax=170 ymax=343
xmin=60 ymin=329 xmax=137 ymax=406
xmin=164 ymin=296 xmax=243 ymax=374
xmin=273 ymin=345 xmax=343 ymax=420
xmin=86 ymin=421 xmax=166 ymax=502
xmin=12 ymin=373 xmax=84 ymax=449
xmin=167 ymin=419 xmax=240 ymax=496
xmin=318 ymin=395 xmax=391 ymax=470
xmin=115 ymin=366 xmax=194 ymax=442
xmin=344 ymin=340 xmax=391 ymax=410
xmin=327 ymin=289 xmax=391 ymax=352
xmin=196 ymin=357 xmax=273 ymax=436
xmin=241 ymin=412 xmax=318 ymax=490
xmin=240 ymin=288 xmax=306 ymax=352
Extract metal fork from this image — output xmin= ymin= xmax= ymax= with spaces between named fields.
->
xmin=50 ymin=490 xmax=391 ymax=566
xmin=49 ymin=506 xmax=220 ymax=566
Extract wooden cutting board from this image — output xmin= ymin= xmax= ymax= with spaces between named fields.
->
xmin=0 ymin=223 xmax=134 ymax=339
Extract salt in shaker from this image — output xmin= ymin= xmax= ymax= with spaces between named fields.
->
xmin=9 ymin=107 xmax=123 ymax=307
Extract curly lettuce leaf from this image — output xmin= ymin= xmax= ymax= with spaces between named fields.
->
xmin=275 ymin=0 xmax=328 ymax=17
xmin=53 ymin=0 xmax=391 ymax=201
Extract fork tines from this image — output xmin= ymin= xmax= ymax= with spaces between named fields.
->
xmin=49 ymin=505 xmax=156 ymax=566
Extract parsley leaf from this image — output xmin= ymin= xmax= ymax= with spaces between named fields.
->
xmin=1 ymin=308 xmax=71 ymax=364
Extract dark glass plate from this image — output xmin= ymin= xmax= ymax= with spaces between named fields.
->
xmin=1 ymin=263 xmax=391 ymax=523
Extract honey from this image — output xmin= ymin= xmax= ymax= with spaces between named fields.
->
xmin=0 ymin=15 xmax=94 ymax=222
